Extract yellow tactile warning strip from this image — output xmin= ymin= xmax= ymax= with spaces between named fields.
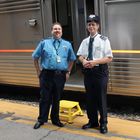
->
xmin=0 ymin=100 xmax=140 ymax=140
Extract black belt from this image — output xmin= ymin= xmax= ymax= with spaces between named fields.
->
xmin=42 ymin=69 xmax=67 ymax=74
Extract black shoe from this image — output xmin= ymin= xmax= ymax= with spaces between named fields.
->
xmin=82 ymin=122 xmax=99 ymax=129
xmin=100 ymin=125 xmax=108 ymax=134
xmin=33 ymin=121 xmax=44 ymax=129
xmin=52 ymin=121 xmax=64 ymax=127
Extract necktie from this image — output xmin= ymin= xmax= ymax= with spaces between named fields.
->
xmin=87 ymin=37 xmax=94 ymax=60
xmin=54 ymin=40 xmax=60 ymax=49
xmin=53 ymin=40 xmax=60 ymax=55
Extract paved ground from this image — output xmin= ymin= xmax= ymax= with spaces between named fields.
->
xmin=0 ymin=100 xmax=140 ymax=140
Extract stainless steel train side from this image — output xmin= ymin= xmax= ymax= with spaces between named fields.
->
xmin=103 ymin=0 xmax=140 ymax=96
xmin=0 ymin=0 xmax=140 ymax=97
xmin=0 ymin=0 xmax=52 ymax=86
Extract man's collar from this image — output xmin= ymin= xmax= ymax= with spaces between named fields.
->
xmin=52 ymin=37 xmax=62 ymax=42
xmin=90 ymin=32 xmax=98 ymax=38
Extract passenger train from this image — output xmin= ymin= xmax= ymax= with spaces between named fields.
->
xmin=0 ymin=0 xmax=140 ymax=97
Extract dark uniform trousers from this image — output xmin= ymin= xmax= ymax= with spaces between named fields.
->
xmin=83 ymin=64 xmax=108 ymax=125
xmin=38 ymin=69 xmax=66 ymax=123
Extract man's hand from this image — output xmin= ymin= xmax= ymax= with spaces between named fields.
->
xmin=66 ymin=72 xmax=70 ymax=81
xmin=83 ymin=60 xmax=97 ymax=68
xmin=37 ymin=70 xmax=41 ymax=78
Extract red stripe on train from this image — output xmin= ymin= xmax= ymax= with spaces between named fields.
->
xmin=0 ymin=50 xmax=34 ymax=53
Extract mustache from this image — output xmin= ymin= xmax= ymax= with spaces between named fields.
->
xmin=54 ymin=31 xmax=61 ymax=34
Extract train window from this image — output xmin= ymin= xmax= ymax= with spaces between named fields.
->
xmin=105 ymin=1 xmax=140 ymax=50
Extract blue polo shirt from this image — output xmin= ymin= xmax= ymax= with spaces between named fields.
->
xmin=32 ymin=37 xmax=76 ymax=70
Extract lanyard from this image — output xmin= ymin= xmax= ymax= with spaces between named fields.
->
xmin=53 ymin=40 xmax=60 ymax=55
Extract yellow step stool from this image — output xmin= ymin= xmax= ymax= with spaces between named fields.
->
xmin=59 ymin=100 xmax=83 ymax=123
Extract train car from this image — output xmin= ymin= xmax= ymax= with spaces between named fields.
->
xmin=0 ymin=0 xmax=140 ymax=97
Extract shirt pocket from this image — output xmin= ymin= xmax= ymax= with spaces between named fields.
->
xmin=60 ymin=49 xmax=68 ymax=58
xmin=43 ymin=49 xmax=52 ymax=58
xmin=93 ymin=46 xmax=103 ymax=59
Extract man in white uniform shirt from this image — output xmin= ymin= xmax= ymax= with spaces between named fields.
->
xmin=77 ymin=14 xmax=113 ymax=134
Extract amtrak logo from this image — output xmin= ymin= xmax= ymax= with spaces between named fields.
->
xmin=63 ymin=46 xmax=67 ymax=51
xmin=89 ymin=15 xmax=95 ymax=18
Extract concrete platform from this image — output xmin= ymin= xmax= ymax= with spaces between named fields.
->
xmin=0 ymin=100 xmax=140 ymax=140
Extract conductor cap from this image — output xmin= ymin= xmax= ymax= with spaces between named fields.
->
xmin=87 ymin=14 xmax=100 ymax=23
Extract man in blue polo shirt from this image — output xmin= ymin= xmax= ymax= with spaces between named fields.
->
xmin=32 ymin=22 xmax=76 ymax=129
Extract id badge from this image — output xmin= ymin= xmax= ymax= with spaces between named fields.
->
xmin=56 ymin=56 xmax=61 ymax=63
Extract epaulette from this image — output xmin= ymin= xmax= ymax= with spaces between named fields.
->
xmin=100 ymin=35 xmax=108 ymax=41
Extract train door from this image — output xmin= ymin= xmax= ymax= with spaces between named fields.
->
xmin=50 ymin=0 xmax=88 ymax=51
xmin=51 ymin=0 xmax=73 ymax=42
xmin=43 ymin=0 xmax=98 ymax=52
xmin=46 ymin=0 xmax=98 ymax=52
xmin=50 ymin=0 xmax=99 ymax=48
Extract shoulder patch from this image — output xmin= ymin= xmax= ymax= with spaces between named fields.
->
xmin=100 ymin=35 xmax=108 ymax=41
